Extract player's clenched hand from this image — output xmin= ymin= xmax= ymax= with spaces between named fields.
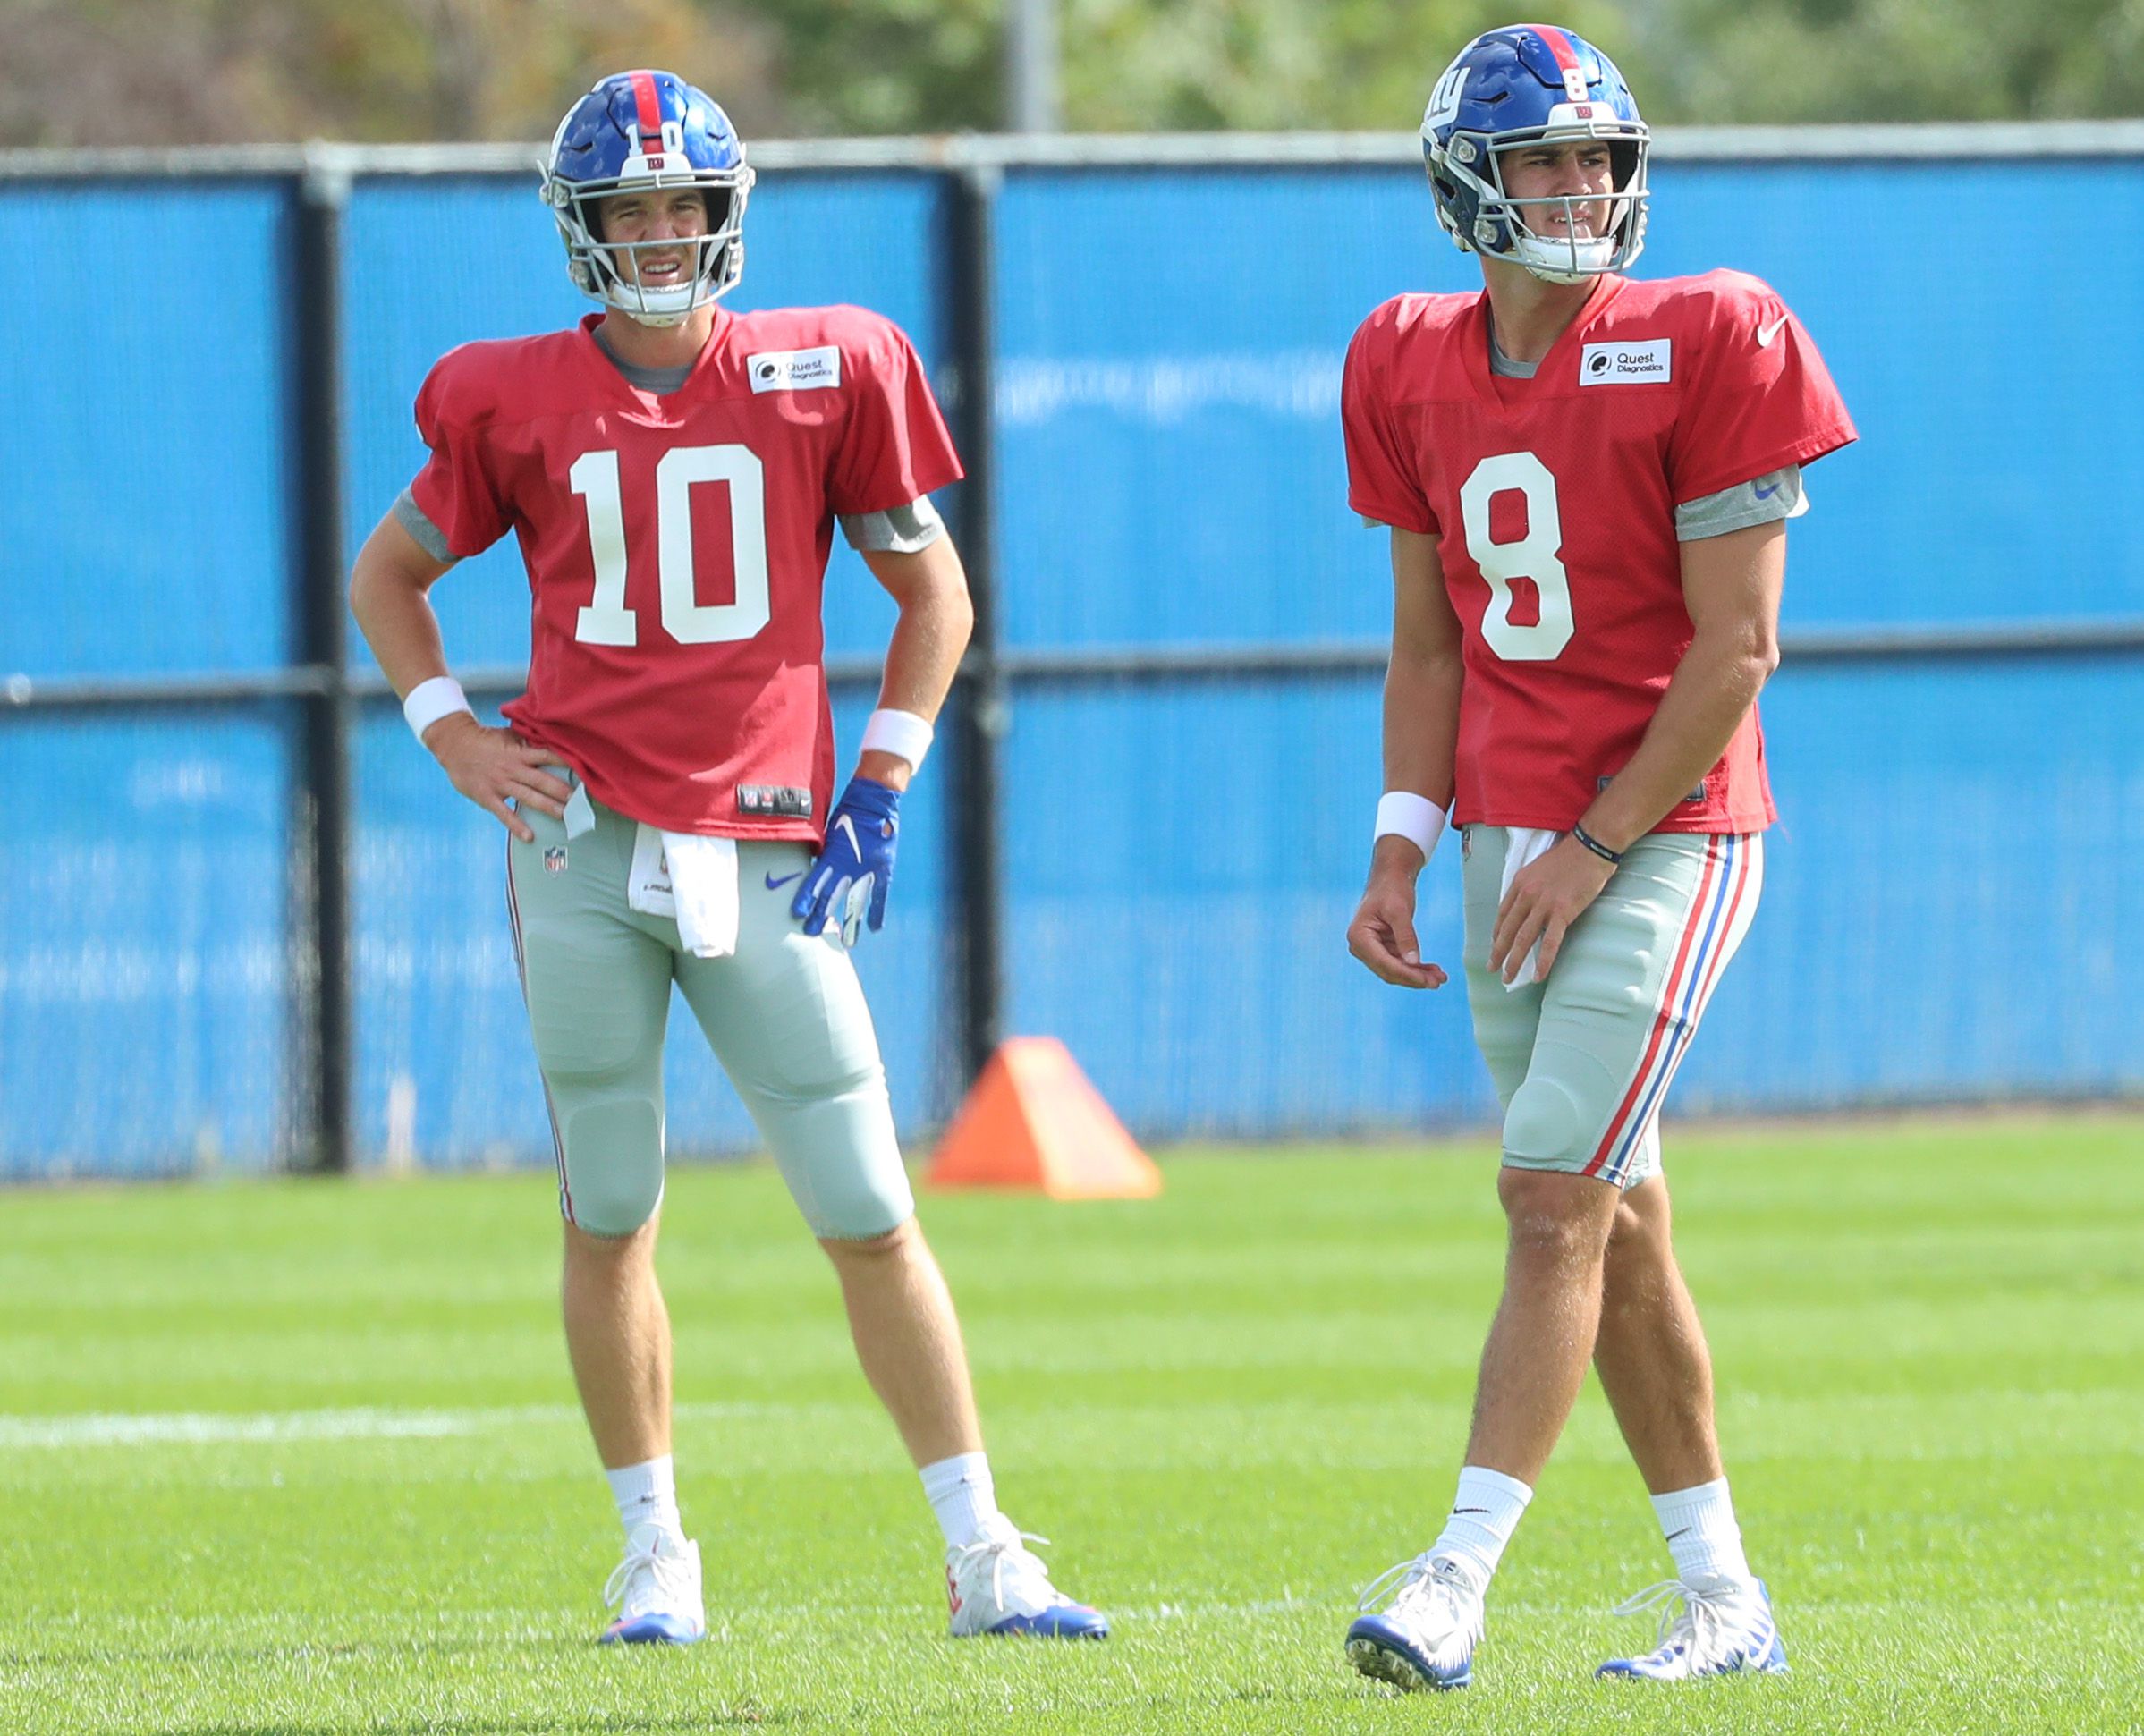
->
xmin=424 ymin=716 xmax=573 ymax=843
xmin=1490 ymin=835 xmax=1617 ymax=985
xmin=1348 ymin=863 xmax=1446 ymax=990
xmin=793 ymin=776 xmax=901 ymax=946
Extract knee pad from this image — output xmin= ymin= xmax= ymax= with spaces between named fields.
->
xmin=557 ymin=1095 xmax=665 ymax=1236
xmin=754 ymin=1075 xmax=913 ymax=1241
xmin=1502 ymin=1074 xmax=1589 ymax=1170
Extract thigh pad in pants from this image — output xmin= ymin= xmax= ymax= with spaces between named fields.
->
xmin=507 ymin=791 xmax=673 ymax=1236
xmin=1461 ymin=826 xmax=1764 ymax=1189
xmin=673 ymin=841 xmax=914 ymax=1241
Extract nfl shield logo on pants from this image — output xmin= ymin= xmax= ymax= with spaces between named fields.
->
xmin=543 ymin=845 xmax=568 ymax=875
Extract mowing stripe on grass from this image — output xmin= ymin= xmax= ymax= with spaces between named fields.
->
xmin=0 ymin=1401 xmax=781 ymax=1448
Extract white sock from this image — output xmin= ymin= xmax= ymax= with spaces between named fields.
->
xmin=1652 ymin=1477 xmax=1754 ymax=1589
xmin=606 ymin=1454 xmax=683 ymax=1543
xmin=1431 ymin=1465 xmax=1533 ymax=1583
xmin=919 ymin=1451 xmax=1000 ymax=1550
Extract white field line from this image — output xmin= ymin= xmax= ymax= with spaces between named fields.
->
xmin=5 ymin=1390 xmax=2135 ymax=1452
xmin=0 ymin=1401 xmax=778 ymax=1449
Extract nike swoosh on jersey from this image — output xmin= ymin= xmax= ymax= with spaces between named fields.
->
xmin=764 ymin=870 xmax=803 ymax=891
xmin=1755 ymin=314 xmax=1790 ymax=347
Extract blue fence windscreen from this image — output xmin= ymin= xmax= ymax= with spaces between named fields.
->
xmin=0 ymin=712 xmax=294 ymax=1176
xmin=0 ymin=181 xmax=294 ymax=678
xmin=4 ymin=152 xmax=2141 ymax=1174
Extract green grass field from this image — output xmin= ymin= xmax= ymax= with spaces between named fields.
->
xmin=5 ymin=1116 xmax=2142 ymax=1733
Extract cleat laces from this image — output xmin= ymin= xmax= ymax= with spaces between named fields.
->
xmin=1612 ymin=1579 xmax=1741 ymax=1670
xmin=1356 ymin=1551 xmax=1484 ymax=1649
xmin=604 ymin=1530 xmax=694 ymax=1621
xmin=950 ymin=1526 xmax=1064 ymax=1616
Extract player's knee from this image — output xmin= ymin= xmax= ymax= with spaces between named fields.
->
xmin=1605 ymin=1177 xmax=1670 ymax=1258
xmin=1496 ymin=1164 xmax=1614 ymax=1270
xmin=1502 ymin=1074 xmax=1589 ymax=1169
xmin=559 ymin=1096 xmax=665 ymax=1236
xmin=817 ymin=1212 xmax=919 ymax=1258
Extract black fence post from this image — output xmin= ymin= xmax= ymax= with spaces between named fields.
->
xmin=292 ymin=152 xmax=353 ymax=1174
xmin=945 ymin=161 xmax=1007 ymax=1100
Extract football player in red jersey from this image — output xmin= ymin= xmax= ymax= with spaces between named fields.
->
xmin=1338 ymin=26 xmax=1854 ymax=1691
xmin=348 ymin=71 xmax=1105 ymax=1646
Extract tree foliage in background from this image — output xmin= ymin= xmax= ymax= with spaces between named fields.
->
xmin=0 ymin=0 xmax=787 ymax=146
xmin=1636 ymin=0 xmax=2144 ymax=124
xmin=3 ymin=0 xmax=2140 ymax=147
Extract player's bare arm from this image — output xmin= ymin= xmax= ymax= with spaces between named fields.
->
xmin=791 ymin=530 xmax=974 ymax=943
xmin=348 ymin=512 xmax=572 ymax=843
xmin=853 ymin=535 xmax=974 ymax=792
xmin=1350 ymin=526 xmax=1462 ymax=991
xmin=1488 ymin=519 xmax=1785 ymax=982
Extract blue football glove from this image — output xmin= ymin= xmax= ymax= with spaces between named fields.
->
xmin=792 ymin=775 xmax=901 ymax=946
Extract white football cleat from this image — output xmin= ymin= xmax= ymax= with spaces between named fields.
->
xmin=1596 ymin=1578 xmax=1788 ymax=1680
xmin=599 ymin=1522 xmax=707 ymax=1645
xmin=945 ymin=1516 xmax=1108 ymax=1639
xmin=1345 ymin=1551 xmax=1486 ymax=1691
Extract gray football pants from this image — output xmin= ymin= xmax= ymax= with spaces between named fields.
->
xmin=504 ymin=783 xmax=913 ymax=1240
xmin=1462 ymin=826 xmax=1765 ymax=1190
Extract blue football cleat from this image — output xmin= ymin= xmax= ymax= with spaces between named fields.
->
xmin=1345 ymin=1553 xmax=1485 ymax=1692
xmin=598 ymin=1524 xmax=706 ymax=1646
xmin=1596 ymin=1578 xmax=1788 ymax=1680
xmin=946 ymin=1517 xmax=1109 ymax=1639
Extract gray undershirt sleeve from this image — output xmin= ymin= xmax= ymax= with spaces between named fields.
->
xmin=393 ymin=488 xmax=457 ymax=564
xmin=839 ymin=495 xmax=945 ymax=555
xmin=1674 ymin=466 xmax=1807 ymax=541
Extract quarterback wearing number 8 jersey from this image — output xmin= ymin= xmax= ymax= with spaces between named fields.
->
xmin=1338 ymin=24 xmax=1852 ymax=1696
xmin=350 ymin=70 xmax=1104 ymax=1652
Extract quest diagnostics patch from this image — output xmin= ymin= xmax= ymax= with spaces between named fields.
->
xmin=747 ymin=346 xmax=843 ymax=393
xmin=1579 ymin=338 xmax=1672 ymax=385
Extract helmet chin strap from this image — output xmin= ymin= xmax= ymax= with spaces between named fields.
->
xmin=620 ymin=307 xmax=691 ymax=329
xmin=596 ymin=232 xmax=720 ymax=326
xmin=1490 ymin=192 xmax=1626 ymax=283
xmin=1510 ymin=233 xmax=1616 ymax=284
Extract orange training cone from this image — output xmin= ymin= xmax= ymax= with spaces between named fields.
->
xmin=926 ymin=1037 xmax=1163 ymax=1198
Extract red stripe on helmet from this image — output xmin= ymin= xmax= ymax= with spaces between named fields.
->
xmin=627 ymin=69 xmax=665 ymax=143
xmin=1527 ymin=24 xmax=1583 ymax=73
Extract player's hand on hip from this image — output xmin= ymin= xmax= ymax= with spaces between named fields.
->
xmin=1348 ymin=869 xmax=1445 ymax=989
xmin=793 ymin=775 xmax=901 ymax=946
xmin=424 ymin=715 xmax=573 ymax=844
xmin=1491 ymin=834 xmax=1617 ymax=985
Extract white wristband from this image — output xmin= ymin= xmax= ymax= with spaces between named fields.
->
xmin=860 ymin=707 xmax=934 ymax=771
xmin=1374 ymin=792 xmax=1448 ymax=862
xmin=403 ymin=675 xmax=474 ymax=744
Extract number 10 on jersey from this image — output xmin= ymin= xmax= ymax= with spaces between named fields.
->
xmin=569 ymin=444 xmax=772 ymax=647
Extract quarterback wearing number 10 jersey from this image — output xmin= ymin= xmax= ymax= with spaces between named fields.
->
xmin=355 ymin=70 xmax=1106 ymax=1653
xmin=1343 ymin=268 xmax=1856 ymax=834
xmin=410 ymin=303 xmax=962 ymax=837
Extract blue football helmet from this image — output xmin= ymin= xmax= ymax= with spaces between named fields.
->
xmin=540 ymin=71 xmax=754 ymax=326
xmin=1420 ymin=25 xmax=1648 ymax=284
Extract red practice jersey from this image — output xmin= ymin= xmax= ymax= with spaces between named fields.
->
xmin=1343 ymin=270 xmax=1855 ymax=834
xmin=408 ymin=306 xmax=962 ymax=839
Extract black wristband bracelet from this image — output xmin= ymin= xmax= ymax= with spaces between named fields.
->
xmin=1572 ymin=823 xmax=1623 ymax=867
